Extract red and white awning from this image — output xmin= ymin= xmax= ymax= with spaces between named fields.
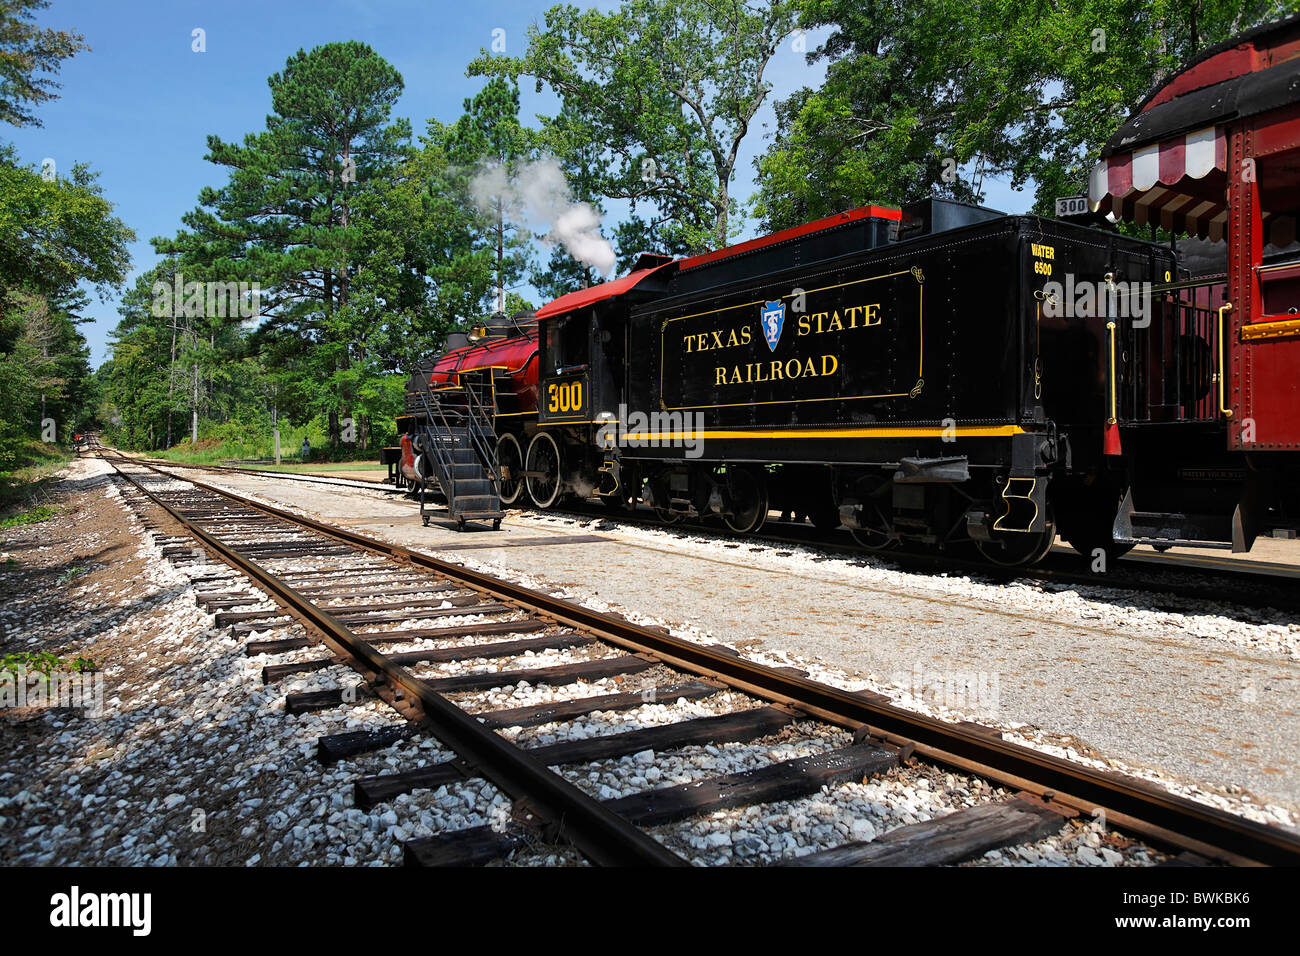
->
xmin=1088 ymin=126 xmax=1231 ymax=240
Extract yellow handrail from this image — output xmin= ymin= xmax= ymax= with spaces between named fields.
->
xmin=1106 ymin=321 xmax=1118 ymax=424
xmin=1217 ymin=303 xmax=1234 ymax=419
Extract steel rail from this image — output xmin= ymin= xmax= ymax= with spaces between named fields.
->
xmin=107 ymin=458 xmax=685 ymax=867
xmin=123 ymin=452 xmax=1300 ymax=591
xmin=113 ymin=454 xmax=1300 ymax=866
xmin=125 ymin=454 xmax=401 ymax=493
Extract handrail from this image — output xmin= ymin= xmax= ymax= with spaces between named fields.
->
xmin=1217 ymin=303 xmax=1235 ymax=419
xmin=1256 ymin=258 xmax=1300 ymax=275
xmin=453 ymin=370 xmax=501 ymax=490
xmin=415 ymin=390 xmax=457 ymax=490
xmin=1106 ymin=320 xmax=1118 ymax=425
xmin=1153 ymin=273 xmax=1228 ymax=294
xmin=413 ymin=370 xmax=502 ymax=513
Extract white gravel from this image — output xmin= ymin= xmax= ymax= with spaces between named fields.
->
xmin=11 ymin=460 xmax=1280 ymax=868
xmin=522 ymin=512 xmax=1300 ymax=659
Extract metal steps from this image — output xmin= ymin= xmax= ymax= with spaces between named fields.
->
xmin=409 ymin=373 xmax=504 ymax=531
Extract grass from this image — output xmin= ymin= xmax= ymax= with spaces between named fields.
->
xmin=0 ymin=504 xmax=57 ymax=528
xmin=57 ymin=565 xmax=86 ymax=584
xmin=152 ymin=440 xmax=266 ymax=465
xmin=0 ymin=440 xmax=72 ymax=515
xmin=238 ymin=460 xmax=383 ymax=473
xmin=2 ymin=650 xmax=96 ymax=679
xmin=151 ymin=439 xmax=384 ymax=468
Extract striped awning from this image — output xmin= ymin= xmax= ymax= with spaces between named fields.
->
xmin=1087 ymin=125 xmax=1299 ymax=246
xmin=1087 ymin=126 xmax=1231 ymax=240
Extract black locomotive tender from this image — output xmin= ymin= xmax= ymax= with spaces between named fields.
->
xmin=406 ymin=199 xmax=1202 ymax=566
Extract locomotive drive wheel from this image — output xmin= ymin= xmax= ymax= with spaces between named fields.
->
xmin=496 ymin=433 xmax=524 ymax=506
xmin=722 ymin=468 xmax=768 ymax=535
xmin=525 ymin=431 xmax=563 ymax=509
xmin=975 ymin=511 xmax=1057 ymax=567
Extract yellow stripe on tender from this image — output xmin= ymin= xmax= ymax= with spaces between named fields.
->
xmin=622 ymin=426 xmax=1026 ymax=441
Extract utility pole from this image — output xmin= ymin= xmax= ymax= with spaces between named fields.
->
xmin=191 ymin=361 xmax=199 ymax=444
xmin=496 ymin=195 xmax=505 ymax=314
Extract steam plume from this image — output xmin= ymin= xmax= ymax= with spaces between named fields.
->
xmin=470 ymin=158 xmax=617 ymax=278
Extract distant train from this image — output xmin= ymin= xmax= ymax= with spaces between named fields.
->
xmin=396 ymin=16 xmax=1300 ymax=564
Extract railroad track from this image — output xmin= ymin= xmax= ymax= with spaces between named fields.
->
xmin=116 ymin=448 xmax=1300 ymax=617
xmin=94 ymin=449 xmax=1300 ymax=866
xmin=117 ymin=453 xmax=402 ymax=494
xmin=553 ymin=502 xmax=1300 ymax=616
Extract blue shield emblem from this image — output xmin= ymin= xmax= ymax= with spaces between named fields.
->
xmin=760 ymin=300 xmax=785 ymax=352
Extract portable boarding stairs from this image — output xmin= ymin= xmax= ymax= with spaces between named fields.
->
xmin=408 ymin=368 xmax=504 ymax=531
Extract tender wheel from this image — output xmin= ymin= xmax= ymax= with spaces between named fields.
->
xmin=421 ymin=515 xmax=430 ymax=527
xmin=810 ymin=505 xmax=841 ymax=532
xmin=492 ymin=518 xmax=502 ymax=530
xmin=525 ymin=431 xmax=563 ymax=509
xmin=1058 ymin=492 xmax=1135 ymax=565
xmin=846 ymin=501 xmax=897 ymax=551
xmin=975 ymin=511 xmax=1057 ymax=567
xmin=1066 ymin=535 xmax=1135 ymax=565
xmin=644 ymin=475 xmax=680 ymax=523
xmin=850 ymin=527 xmax=896 ymax=551
xmin=496 ymin=433 xmax=524 ymax=506
xmin=722 ymin=468 xmax=768 ymax=535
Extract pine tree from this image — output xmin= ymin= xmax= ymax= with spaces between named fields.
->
xmin=157 ymin=41 xmax=410 ymax=447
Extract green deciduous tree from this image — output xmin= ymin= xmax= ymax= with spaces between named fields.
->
xmin=471 ymin=0 xmax=796 ymax=253
xmin=0 ymin=144 xmax=133 ymax=301
xmin=0 ymin=144 xmax=131 ymax=461
xmin=754 ymin=0 xmax=1296 ymax=231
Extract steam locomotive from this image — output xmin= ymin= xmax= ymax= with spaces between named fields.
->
xmin=395 ymin=195 xmax=1295 ymax=565
xmin=397 ymin=17 xmax=1300 ymax=564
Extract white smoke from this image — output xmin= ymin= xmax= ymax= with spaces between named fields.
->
xmin=470 ymin=158 xmax=617 ymax=278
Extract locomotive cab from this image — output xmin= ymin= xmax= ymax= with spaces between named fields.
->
xmin=538 ymin=310 xmax=598 ymax=426
xmin=524 ymin=255 xmax=676 ymax=507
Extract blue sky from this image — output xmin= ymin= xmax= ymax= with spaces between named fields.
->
xmin=6 ymin=0 xmax=1031 ymax=367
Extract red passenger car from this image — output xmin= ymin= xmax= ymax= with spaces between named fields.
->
xmin=1087 ymin=13 xmax=1300 ymax=548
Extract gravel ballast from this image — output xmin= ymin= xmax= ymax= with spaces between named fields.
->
xmin=1 ymin=459 xmax=1291 ymax=867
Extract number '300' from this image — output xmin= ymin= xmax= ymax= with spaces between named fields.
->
xmin=548 ymin=381 xmax=583 ymax=414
